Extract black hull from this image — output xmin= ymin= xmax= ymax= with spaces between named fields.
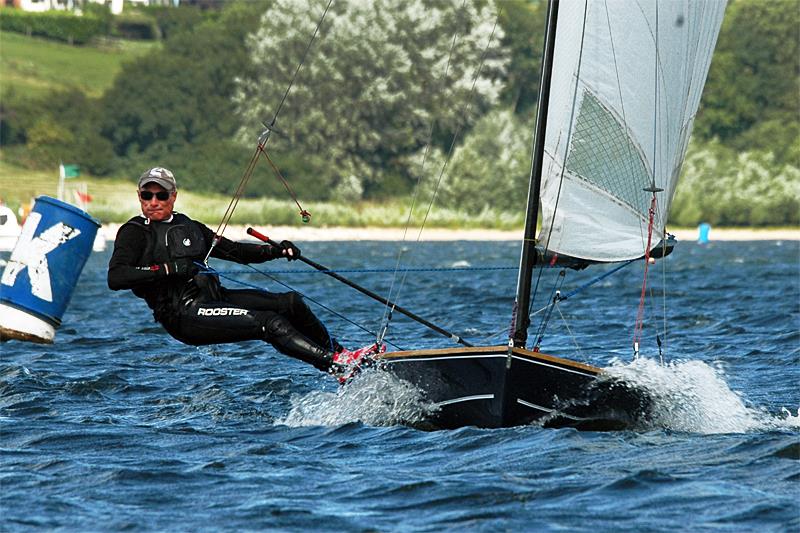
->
xmin=377 ymin=346 xmax=650 ymax=431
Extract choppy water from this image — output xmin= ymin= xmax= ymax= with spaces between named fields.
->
xmin=1 ymin=239 xmax=798 ymax=531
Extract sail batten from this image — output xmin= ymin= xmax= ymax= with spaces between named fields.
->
xmin=538 ymin=0 xmax=726 ymax=263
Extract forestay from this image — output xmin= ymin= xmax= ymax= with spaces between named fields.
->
xmin=538 ymin=0 xmax=726 ymax=262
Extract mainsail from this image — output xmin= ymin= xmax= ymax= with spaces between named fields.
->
xmin=538 ymin=0 xmax=726 ymax=262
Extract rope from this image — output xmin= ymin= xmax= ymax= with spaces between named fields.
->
xmin=205 ymin=147 xmax=261 ymax=264
xmin=200 ymin=265 xmax=518 ymax=276
xmin=632 ymin=195 xmax=658 ymax=357
xmin=533 ymin=269 xmax=566 ymax=350
xmin=259 ymin=148 xmax=311 ymax=223
xmin=555 ymin=301 xmax=584 ymax=361
xmin=528 ymin=0 xmax=590 ymax=334
xmin=209 ymin=263 xmax=405 ymax=352
xmin=377 ymin=3 xmax=504 ymax=346
xmin=204 ymin=0 xmax=332 ymax=262
xmin=556 ymin=259 xmax=634 ymax=301
xmin=660 ymin=237 xmax=668 ymax=363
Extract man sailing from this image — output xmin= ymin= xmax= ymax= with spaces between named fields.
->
xmin=107 ymin=167 xmax=383 ymax=382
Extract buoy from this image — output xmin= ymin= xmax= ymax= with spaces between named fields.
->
xmin=0 ymin=196 xmax=99 ymax=343
xmin=698 ymin=222 xmax=711 ymax=244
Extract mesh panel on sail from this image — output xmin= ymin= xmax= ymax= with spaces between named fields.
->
xmin=565 ymin=91 xmax=650 ymax=218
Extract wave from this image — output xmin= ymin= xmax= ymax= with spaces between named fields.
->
xmin=277 ymin=370 xmax=438 ymax=428
xmin=604 ymin=357 xmax=799 ymax=433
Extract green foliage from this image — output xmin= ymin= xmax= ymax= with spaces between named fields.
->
xmin=432 ymin=108 xmax=532 ymax=214
xmin=82 ymin=2 xmax=113 ymax=33
xmin=3 ymin=88 xmax=114 ymax=175
xmin=497 ymin=0 xmax=545 ymax=116
xmin=0 ymin=90 xmax=33 ymax=145
xmin=1 ymin=0 xmax=797 ymax=229
xmin=0 ymin=8 xmax=105 ymax=44
xmin=0 ymin=29 xmax=157 ymax=99
xmin=671 ymin=140 xmax=800 ymax=227
xmin=235 ymin=0 xmax=510 ymax=201
xmin=98 ymin=1 xmax=267 ymax=178
xmin=695 ymin=0 xmax=800 ymax=166
xmin=111 ymin=12 xmax=160 ymax=40
xmin=138 ymin=5 xmax=212 ymax=40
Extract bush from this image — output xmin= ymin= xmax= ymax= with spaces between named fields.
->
xmin=3 ymin=88 xmax=114 ymax=175
xmin=143 ymin=5 xmax=212 ymax=40
xmin=671 ymin=140 xmax=800 ymax=226
xmin=111 ymin=12 xmax=160 ymax=40
xmin=0 ymin=89 xmax=34 ymax=146
xmin=432 ymin=108 xmax=533 ymax=215
xmin=0 ymin=8 xmax=105 ymax=44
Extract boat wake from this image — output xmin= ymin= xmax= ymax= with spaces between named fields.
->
xmin=277 ymin=358 xmax=798 ymax=433
xmin=277 ymin=369 xmax=439 ymax=428
xmin=602 ymin=357 xmax=799 ymax=433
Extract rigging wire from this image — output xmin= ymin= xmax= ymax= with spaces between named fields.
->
xmin=376 ymin=1 xmax=465 ymax=346
xmin=478 ymin=257 xmax=636 ymax=345
xmin=195 ymin=265 xmax=517 ymax=276
xmin=259 ymin=149 xmax=312 ymax=223
xmin=528 ymin=0 xmax=590 ymax=343
xmin=376 ymin=3 xmax=504 ymax=346
xmin=205 ymin=147 xmax=262 ymax=264
xmin=532 ymin=269 xmax=567 ymax=350
xmin=555 ymin=301 xmax=585 ymax=361
xmin=204 ymin=0 xmax=333 ymax=264
xmin=205 ymin=264 xmax=405 ymax=352
xmin=198 ymin=241 xmax=403 ymax=349
xmin=632 ymin=1 xmax=664 ymax=359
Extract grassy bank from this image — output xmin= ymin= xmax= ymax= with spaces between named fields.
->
xmin=0 ymin=158 xmax=524 ymax=229
xmin=3 ymin=160 xmax=799 ymax=236
xmin=0 ymin=30 xmax=157 ymax=99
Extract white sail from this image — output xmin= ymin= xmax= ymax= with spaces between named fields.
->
xmin=538 ymin=0 xmax=726 ymax=262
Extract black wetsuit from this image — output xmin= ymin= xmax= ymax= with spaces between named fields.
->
xmin=107 ymin=213 xmax=336 ymax=371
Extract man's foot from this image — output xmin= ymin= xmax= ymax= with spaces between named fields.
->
xmin=331 ymin=342 xmax=386 ymax=383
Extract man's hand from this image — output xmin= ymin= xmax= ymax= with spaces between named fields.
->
xmin=280 ymin=240 xmax=301 ymax=261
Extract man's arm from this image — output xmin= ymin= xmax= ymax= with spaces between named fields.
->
xmin=200 ymin=223 xmax=284 ymax=265
xmin=107 ymin=224 xmax=192 ymax=290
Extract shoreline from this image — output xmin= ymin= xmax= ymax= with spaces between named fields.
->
xmin=99 ymin=224 xmax=800 ymax=242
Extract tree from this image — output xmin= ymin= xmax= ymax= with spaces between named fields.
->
xmin=234 ymin=0 xmax=509 ymax=200
xmin=695 ymin=0 xmax=800 ymax=165
xmin=671 ymin=140 xmax=800 ymax=226
xmin=4 ymin=88 xmax=114 ymax=174
xmin=497 ymin=0 xmax=546 ymax=116
xmin=98 ymin=1 xmax=266 ymax=184
xmin=433 ymin=108 xmax=533 ymax=215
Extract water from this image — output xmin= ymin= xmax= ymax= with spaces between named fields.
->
xmin=2 ymin=239 xmax=798 ymax=531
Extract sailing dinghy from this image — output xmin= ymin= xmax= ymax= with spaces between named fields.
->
xmin=372 ymin=0 xmax=727 ymax=430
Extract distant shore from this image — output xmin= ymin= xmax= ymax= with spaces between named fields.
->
xmin=100 ymin=224 xmax=800 ymax=242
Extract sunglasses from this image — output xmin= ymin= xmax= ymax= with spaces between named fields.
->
xmin=139 ymin=190 xmax=171 ymax=201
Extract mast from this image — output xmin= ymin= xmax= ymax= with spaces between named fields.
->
xmin=511 ymin=0 xmax=559 ymax=348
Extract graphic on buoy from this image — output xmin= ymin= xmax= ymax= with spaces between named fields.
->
xmin=0 ymin=196 xmax=99 ymax=343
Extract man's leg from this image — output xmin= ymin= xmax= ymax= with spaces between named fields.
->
xmin=221 ymin=288 xmax=334 ymax=350
xmin=169 ymin=301 xmax=334 ymax=372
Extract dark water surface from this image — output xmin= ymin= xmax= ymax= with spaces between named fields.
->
xmin=2 ymin=239 xmax=798 ymax=531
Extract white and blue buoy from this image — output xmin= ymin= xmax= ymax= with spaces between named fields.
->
xmin=0 ymin=196 xmax=99 ymax=343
